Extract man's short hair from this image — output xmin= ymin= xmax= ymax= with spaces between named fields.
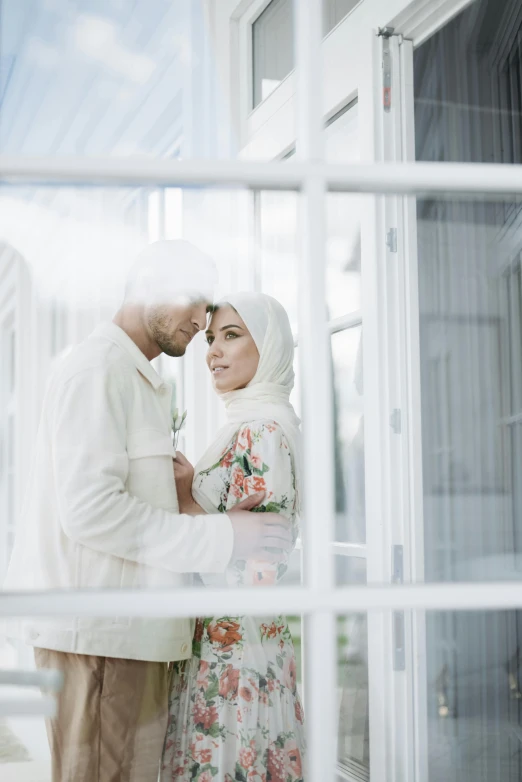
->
xmin=124 ymin=240 xmax=218 ymax=305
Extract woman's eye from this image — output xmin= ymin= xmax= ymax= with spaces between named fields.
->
xmin=225 ymin=332 xmax=238 ymax=339
xmin=206 ymin=336 xmax=214 ymax=345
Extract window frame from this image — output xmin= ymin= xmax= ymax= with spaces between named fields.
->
xmin=3 ymin=5 xmax=522 ymax=782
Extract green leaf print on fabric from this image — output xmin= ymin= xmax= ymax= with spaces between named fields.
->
xmin=205 ymin=674 xmax=220 ymax=703
xmin=162 ymin=421 xmax=305 ymax=782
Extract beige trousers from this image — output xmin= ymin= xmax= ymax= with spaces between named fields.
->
xmin=34 ymin=648 xmax=170 ymax=782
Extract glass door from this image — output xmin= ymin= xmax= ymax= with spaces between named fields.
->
xmin=380 ymin=0 xmax=522 ymax=779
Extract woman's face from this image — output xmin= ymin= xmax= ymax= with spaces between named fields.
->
xmin=205 ymin=305 xmax=260 ymax=392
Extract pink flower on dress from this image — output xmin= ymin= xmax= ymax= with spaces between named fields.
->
xmin=250 ymin=452 xmax=263 ymax=470
xmin=244 ymin=475 xmax=266 ymax=495
xmin=267 ymin=745 xmax=286 ymax=782
xmin=239 ymin=685 xmax=253 ymax=702
xmin=239 ymin=746 xmax=257 ymax=769
xmin=294 ymin=699 xmax=304 ymax=724
xmin=198 ymin=772 xmax=213 ymax=782
xmin=229 ymin=483 xmax=242 ymax=500
xmin=207 ymin=619 xmax=242 ymax=652
xmin=221 ymin=448 xmax=234 ymax=468
xmin=245 ymin=561 xmax=276 ymax=586
xmin=285 ymin=739 xmax=303 ymax=779
xmin=193 ymin=693 xmax=219 ymax=731
xmin=237 ymin=428 xmax=253 ymax=452
xmin=231 ymin=464 xmax=245 ymax=487
xmin=196 ymin=660 xmax=210 ymax=690
xmin=219 ymin=665 xmax=240 ymax=698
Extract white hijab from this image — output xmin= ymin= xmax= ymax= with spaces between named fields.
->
xmin=193 ymin=291 xmax=301 ymax=513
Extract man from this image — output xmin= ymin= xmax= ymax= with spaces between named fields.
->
xmin=4 ymin=240 xmax=292 ymax=782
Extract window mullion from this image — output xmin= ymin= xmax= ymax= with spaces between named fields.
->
xmin=295 ymin=0 xmax=337 ymax=778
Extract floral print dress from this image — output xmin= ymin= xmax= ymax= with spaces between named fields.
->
xmin=161 ymin=420 xmax=305 ymax=782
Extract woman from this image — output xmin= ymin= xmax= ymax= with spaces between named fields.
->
xmin=161 ymin=292 xmax=305 ymax=782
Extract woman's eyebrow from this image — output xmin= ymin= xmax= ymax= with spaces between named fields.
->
xmin=219 ymin=324 xmax=244 ymax=331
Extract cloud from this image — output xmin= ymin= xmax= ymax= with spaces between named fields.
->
xmin=74 ymin=15 xmax=156 ymax=85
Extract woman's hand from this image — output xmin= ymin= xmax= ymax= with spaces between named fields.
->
xmin=173 ymin=452 xmax=198 ymax=514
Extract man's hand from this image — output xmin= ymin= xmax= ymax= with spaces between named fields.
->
xmin=173 ymin=452 xmax=196 ymax=513
xmin=173 ymin=472 xmax=292 ymax=563
xmin=227 ymin=492 xmax=293 ymax=563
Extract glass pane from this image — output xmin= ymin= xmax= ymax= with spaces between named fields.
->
xmin=414 ymin=0 xmax=522 ymax=166
xmin=414 ymin=194 xmax=522 ymax=584
xmin=323 ymin=0 xmax=360 ymax=36
xmin=424 ymin=609 xmax=522 ymax=782
xmin=413 ymin=6 xmax=522 ymax=777
xmin=332 ymin=327 xmax=365 ymax=543
xmin=257 ymin=190 xmax=299 ymax=330
xmin=0 ymin=0 xmax=233 ymax=160
xmin=252 ymin=0 xmax=294 ymax=108
xmin=337 ymin=611 xmax=369 ymax=781
xmin=414 ymin=0 xmax=522 ymax=585
xmin=325 ymin=103 xmax=362 ymax=319
xmin=0 ymin=183 xmax=311 ymax=781
xmin=258 ymin=104 xmax=362 ymax=326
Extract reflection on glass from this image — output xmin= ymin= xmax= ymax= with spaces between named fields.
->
xmin=332 ymin=327 xmax=365 ymax=543
xmin=257 ymin=190 xmax=299 ymax=330
xmin=0 ymin=0 xmax=227 ymax=159
xmin=323 ymin=0 xmax=360 ymax=35
xmin=258 ymin=105 xmax=361 ymax=327
xmin=414 ymin=1 xmax=522 ymax=779
xmin=424 ymin=610 xmax=522 ymax=782
xmin=337 ymin=556 xmax=368 ymax=780
xmin=325 ymin=104 xmax=361 ymax=319
xmin=326 ymin=192 xmax=362 ymax=319
xmin=337 ymin=612 xmax=369 ymax=781
xmin=252 ymin=0 xmax=294 ymax=107
xmin=252 ymin=0 xmax=360 ymax=108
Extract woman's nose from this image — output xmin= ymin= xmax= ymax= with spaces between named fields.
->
xmin=209 ymin=342 xmax=223 ymax=358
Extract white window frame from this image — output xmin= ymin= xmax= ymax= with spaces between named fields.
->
xmin=232 ymin=0 xmax=504 ymax=778
xmin=2 ymin=4 xmax=522 ymax=782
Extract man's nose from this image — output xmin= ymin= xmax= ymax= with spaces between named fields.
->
xmin=192 ymin=311 xmax=207 ymax=331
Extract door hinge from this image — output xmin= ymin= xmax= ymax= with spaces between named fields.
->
xmin=386 ymin=227 xmax=397 ymax=253
xmin=392 ymin=544 xmax=405 ymax=671
xmin=379 ymin=27 xmax=394 ymax=112
xmin=390 ymin=407 xmax=401 ymax=433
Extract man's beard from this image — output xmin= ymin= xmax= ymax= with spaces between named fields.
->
xmin=154 ymin=333 xmax=187 ymax=357
xmin=148 ymin=317 xmax=187 ymax=357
